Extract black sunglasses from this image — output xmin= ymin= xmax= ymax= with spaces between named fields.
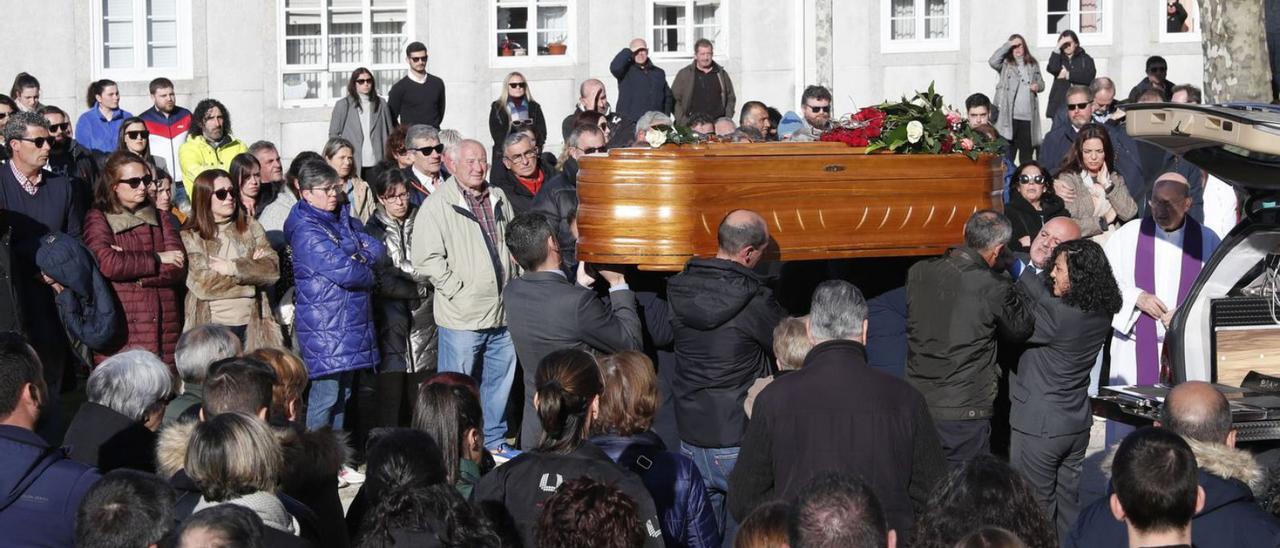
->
xmin=509 ymin=82 xmax=527 ymax=89
xmin=126 ymin=130 xmax=149 ymax=140
xmin=581 ymin=146 xmax=608 ymax=154
xmin=1066 ymin=102 xmax=1090 ymax=111
xmin=116 ymin=175 xmax=155 ymax=189
xmin=511 ymin=119 xmax=533 ymax=127
xmin=49 ymin=123 xmax=70 ymax=132
xmin=0 ymin=112 xmax=8 ymax=120
xmin=1019 ymin=174 xmax=1047 ymax=185
xmin=414 ymin=144 xmax=445 ymax=155
xmin=213 ymin=188 xmax=237 ymax=201
xmin=409 ymin=55 xmax=428 ymax=62
xmin=1149 ymin=66 xmax=1168 ymax=74
xmin=355 ymin=78 xmax=374 ymax=84
xmin=806 ymin=104 xmax=831 ymax=113
xmin=16 ymin=136 xmax=54 ymax=148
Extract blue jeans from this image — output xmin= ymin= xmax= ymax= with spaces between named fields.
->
xmin=438 ymin=326 xmax=517 ymax=448
xmin=306 ymin=371 xmax=354 ymax=431
xmin=681 ymin=442 xmax=740 ymax=546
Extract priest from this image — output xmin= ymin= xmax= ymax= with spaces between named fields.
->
xmin=1101 ymin=172 xmax=1220 ymax=388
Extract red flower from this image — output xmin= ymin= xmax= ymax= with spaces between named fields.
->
xmin=820 ymin=107 xmax=885 ymax=147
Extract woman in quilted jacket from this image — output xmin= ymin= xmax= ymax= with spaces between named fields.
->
xmin=284 ymin=157 xmax=385 ymax=432
xmin=180 ymin=168 xmax=282 ymax=351
xmin=83 ymin=152 xmax=187 ymax=365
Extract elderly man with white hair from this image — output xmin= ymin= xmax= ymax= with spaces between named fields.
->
xmin=411 ymin=138 xmax=520 ymax=458
xmin=63 ymin=350 xmax=173 ymax=472
xmin=165 ymin=325 xmax=243 ymax=425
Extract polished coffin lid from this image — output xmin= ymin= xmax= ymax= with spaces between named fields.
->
xmin=575 ymin=142 xmax=1004 ymax=270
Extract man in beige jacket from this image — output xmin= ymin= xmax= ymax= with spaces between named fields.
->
xmin=411 ymin=139 xmax=520 ymax=456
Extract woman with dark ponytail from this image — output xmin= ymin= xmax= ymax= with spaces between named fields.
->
xmin=76 ymin=79 xmax=133 ymax=153
xmin=472 ymin=349 xmax=665 ymax=547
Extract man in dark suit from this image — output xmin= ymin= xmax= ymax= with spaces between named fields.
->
xmin=1009 ymin=217 xmax=1081 ymax=281
xmin=503 ymin=212 xmax=643 ymax=449
xmin=728 ymin=280 xmax=946 ymax=538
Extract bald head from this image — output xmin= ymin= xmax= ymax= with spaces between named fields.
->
xmin=1153 ymin=172 xmax=1191 ymax=198
xmin=629 ymin=38 xmax=648 ymax=51
xmin=717 ymin=209 xmax=769 ymax=267
xmin=1029 ymin=217 xmax=1083 ymax=268
xmin=1161 ymin=381 xmax=1234 ymax=444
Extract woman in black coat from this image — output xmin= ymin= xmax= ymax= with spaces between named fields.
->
xmin=1005 ymin=161 xmax=1068 ymax=253
xmin=1044 ymin=30 xmax=1096 ymax=121
xmin=488 ymin=71 xmax=547 ymax=166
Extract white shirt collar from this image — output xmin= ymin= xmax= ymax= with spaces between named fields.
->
xmin=407 ymin=71 xmax=428 ymax=84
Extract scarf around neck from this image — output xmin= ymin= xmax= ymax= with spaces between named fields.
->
xmin=193 ymin=491 xmax=298 ymax=535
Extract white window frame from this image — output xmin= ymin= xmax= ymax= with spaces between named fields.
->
xmin=879 ymin=0 xmax=960 ymax=54
xmin=490 ymin=0 xmax=577 ymax=67
xmin=90 ymin=0 xmax=194 ymax=81
xmin=1038 ymin=0 xmax=1112 ymax=48
xmin=277 ymin=0 xmax=415 ymax=108
xmin=1158 ymin=0 xmax=1202 ymax=43
xmin=646 ymin=0 xmax=729 ymax=60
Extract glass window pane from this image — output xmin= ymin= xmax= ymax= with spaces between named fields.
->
xmin=1046 ymin=0 xmax=1071 ymax=33
xmin=653 ymin=2 xmax=687 ymax=26
xmin=891 ymin=0 xmax=914 ymax=18
xmin=1079 ymin=11 xmax=1102 ymax=33
xmin=925 ymin=16 xmax=948 ymax=39
xmin=498 ymin=6 xmax=529 ymax=31
xmin=286 ymin=12 xmax=321 ymax=36
xmin=371 ymin=10 xmax=406 ymax=34
xmin=147 ymin=0 xmax=176 ymax=18
xmin=328 ymin=10 xmax=362 ymax=64
xmin=371 ymin=0 xmax=407 ymax=7
xmin=283 ymin=72 xmax=323 ymax=100
xmin=148 ymin=19 xmax=177 ymax=43
xmin=693 ymin=25 xmax=719 ymax=43
xmin=373 ymin=36 xmax=404 ymax=64
xmin=373 ymin=69 xmax=401 ymax=89
xmin=104 ymin=0 xmax=133 ymax=17
xmin=891 ymin=18 xmax=916 ymax=40
xmin=105 ymin=20 xmax=133 ymax=44
xmin=284 ymin=0 xmax=321 ymax=8
xmin=149 ymin=45 xmax=177 ymax=67
xmin=330 ymin=71 xmax=350 ymax=100
xmin=926 ymin=0 xmax=947 ymax=17
xmin=105 ymin=46 xmax=134 ymax=69
xmin=693 ymin=0 xmax=719 ymax=25
xmin=537 ymin=5 xmax=568 ymax=31
xmin=653 ymin=26 xmax=686 ymax=52
xmin=330 ymin=0 xmax=361 ymax=8
xmin=498 ymin=31 xmax=531 ymax=55
xmin=286 ymin=37 xmax=322 ymax=65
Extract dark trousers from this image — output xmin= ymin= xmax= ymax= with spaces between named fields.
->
xmin=934 ymin=418 xmax=992 ymax=467
xmin=1009 ymin=427 xmax=1090 ymax=538
xmin=375 ymin=370 xmax=431 ymax=428
xmin=1007 ymin=119 xmax=1035 ymax=166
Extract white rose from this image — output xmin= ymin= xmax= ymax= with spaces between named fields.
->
xmin=646 ymin=128 xmax=667 ymax=147
xmin=906 ymin=120 xmax=924 ymax=144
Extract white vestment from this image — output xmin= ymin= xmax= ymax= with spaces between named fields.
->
xmin=1201 ymin=174 xmax=1239 ymax=240
xmin=1099 ymin=217 xmax=1220 ymax=387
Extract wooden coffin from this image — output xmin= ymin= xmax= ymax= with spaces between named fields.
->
xmin=575 ymin=142 xmax=1003 ymax=270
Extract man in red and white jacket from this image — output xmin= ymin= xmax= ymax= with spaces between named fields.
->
xmin=139 ymin=77 xmax=191 ymax=192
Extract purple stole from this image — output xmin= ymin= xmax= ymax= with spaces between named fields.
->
xmin=1134 ymin=215 xmax=1204 ymax=384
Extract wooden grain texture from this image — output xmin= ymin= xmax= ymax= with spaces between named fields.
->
xmin=576 ymin=142 xmax=1004 ymax=270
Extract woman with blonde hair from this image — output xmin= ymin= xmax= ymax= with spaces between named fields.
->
xmin=181 ymin=168 xmax=282 ymax=350
xmin=487 ymin=71 xmax=547 ymax=165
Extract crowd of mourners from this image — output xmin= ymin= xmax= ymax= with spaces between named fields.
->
xmin=2 ymin=23 xmax=1279 ymax=548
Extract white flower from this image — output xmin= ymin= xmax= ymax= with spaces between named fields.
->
xmin=646 ymin=128 xmax=667 ymax=147
xmin=906 ymin=120 xmax=924 ymax=144
xmin=911 ymin=96 xmax=929 ymax=108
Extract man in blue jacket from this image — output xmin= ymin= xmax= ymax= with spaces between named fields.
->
xmin=1067 ymin=382 xmax=1280 ymax=548
xmin=611 ymin=38 xmax=674 ymax=125
xmin=0 ymin=333 xmax=101 ymax=548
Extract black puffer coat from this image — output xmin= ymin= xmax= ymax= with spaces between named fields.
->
xmin=365 ymin=206 xmax=437 ymax=374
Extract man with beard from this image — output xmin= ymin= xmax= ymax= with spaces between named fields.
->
xmin=139 ymin=78 xmax=192 ymax=190
xmin=38 ymin=105 xmax=97 ymax=215
xmin=177 ymin=98 xmax=247 ymax=198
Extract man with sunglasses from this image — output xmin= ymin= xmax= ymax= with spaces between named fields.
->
xmin=1127 ymin=55 xmax=1177 ymax=103
xmin=1041 ymin=86 xmax=1145 ymax=207
xmin=0 ymin=112 xmax=82 ymax=432
xmin=388 ymin=42 xmax=446 ymax=128
xmin=401 ymin=124 xmax=449 ymax=207
xmin=38 ymin=105 xmax=98 ymax=215
xmin=610 ymin=38 xmax=674 ymax=127
xmin=781 ymin=85 xmax=834 ymax=140
xmin=540 ymin=124 xmax=605 ymax=202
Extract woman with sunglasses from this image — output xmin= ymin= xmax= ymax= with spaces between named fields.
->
xmin=1005 ymin=161 xmax=1068 ymax=252
xmin=488 ymin=72 xmax=546 ymax=166
xmin=114 ymin=116 xmax=170 ymax=176
xmin=83 ymin=152 xmax=186 ymax=365
xmin=988 ymin=34 xmax=1044 ymax=165
xmin=180 ymin=169 xmax=282 ymax=348
xmin=329 ymin=67 xmax=392 ymax=182
xmin=0 ymin=95 xmax=16 ymax=160
xmin=1052 ymin=124 xmax=1138 ymax=240
xmin=229 ymin=152 xmax=268 ymax=218
xmin=323 ymin=136 xmax=376 ymax=223
xmin=1044 ymin=30 xmax=1095 ymax=123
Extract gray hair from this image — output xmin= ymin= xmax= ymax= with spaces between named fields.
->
xmin=247 ymin=140 xmax=277 ymax=155
xmin=1066 ymin=84 xmax=1093 ymax=103
xmin=438 ymin=128 xmax=462 ymax=151
xmin=808 ymin=280 xmax=868 ymax=342
xmin=88 ymin=350 xmax=173 ymax=421
xmin=3 ymin=111 xmax=50 ymax=148
xmin=321 ymin=136 xmax=354 ymax=159
xmin=295 ymin=158 xmax=339 ymax=190
xmin=963 ymin=210 xmax=1013 ymax=252
xmin=503 ymin=131 xmax=534 ymax=154
xmin=1089 ymin=77 xmax=1115 ymax=96
xmin=567 ymin=124 xmax=605 ymax=149
xmin=406 ymin=124 xmax=440 ymax=147
xmin=446 ymin=139 xmax=486 ymax=165
xmin=635 ymin=111 xmax=672 ymax=133
xmin=175 ymin=325 xmax=242 ymax=385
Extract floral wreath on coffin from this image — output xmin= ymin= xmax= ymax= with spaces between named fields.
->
xmin=820 ymin=82 xmax=1005 ymax=160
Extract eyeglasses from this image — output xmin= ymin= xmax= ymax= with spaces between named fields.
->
xmin=213 ymin=188 xmax=237 ymax=201
xmin=413 ymin=144 xmax=445 ymax=155
xmin=116 ymin=175 xmax=155 ymax=189
xmin=509 ymin=82 xmax=527 ymax=89
xmin=355 ymin=77 xmax=373 ymax=85
xmin=49 ymin=123 xmax=70 ymax=133
xmin=126 ymin=130 xmax=149 ymax=140
xmin=806 ymin=104 xmax=831 ymax=113
xmin=15 ymin=136 xmax=54 ymax=148
xmin=1066 ymin=102 xmax=1090 ymax=111
xmin=1018 ymin=174 xmax=1047 ymax=185
xmin=382 ymin=192 xmax=410 ymax=203
xmin=309 ymin=185 xmax=342 ymax=195
xmin=504 ymin=149 xmax=539 ymax=163
xmin=581 ymin=146 xmax=608 ymax=154
xmin=409 ymin=55 xmax=428 ymax=63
